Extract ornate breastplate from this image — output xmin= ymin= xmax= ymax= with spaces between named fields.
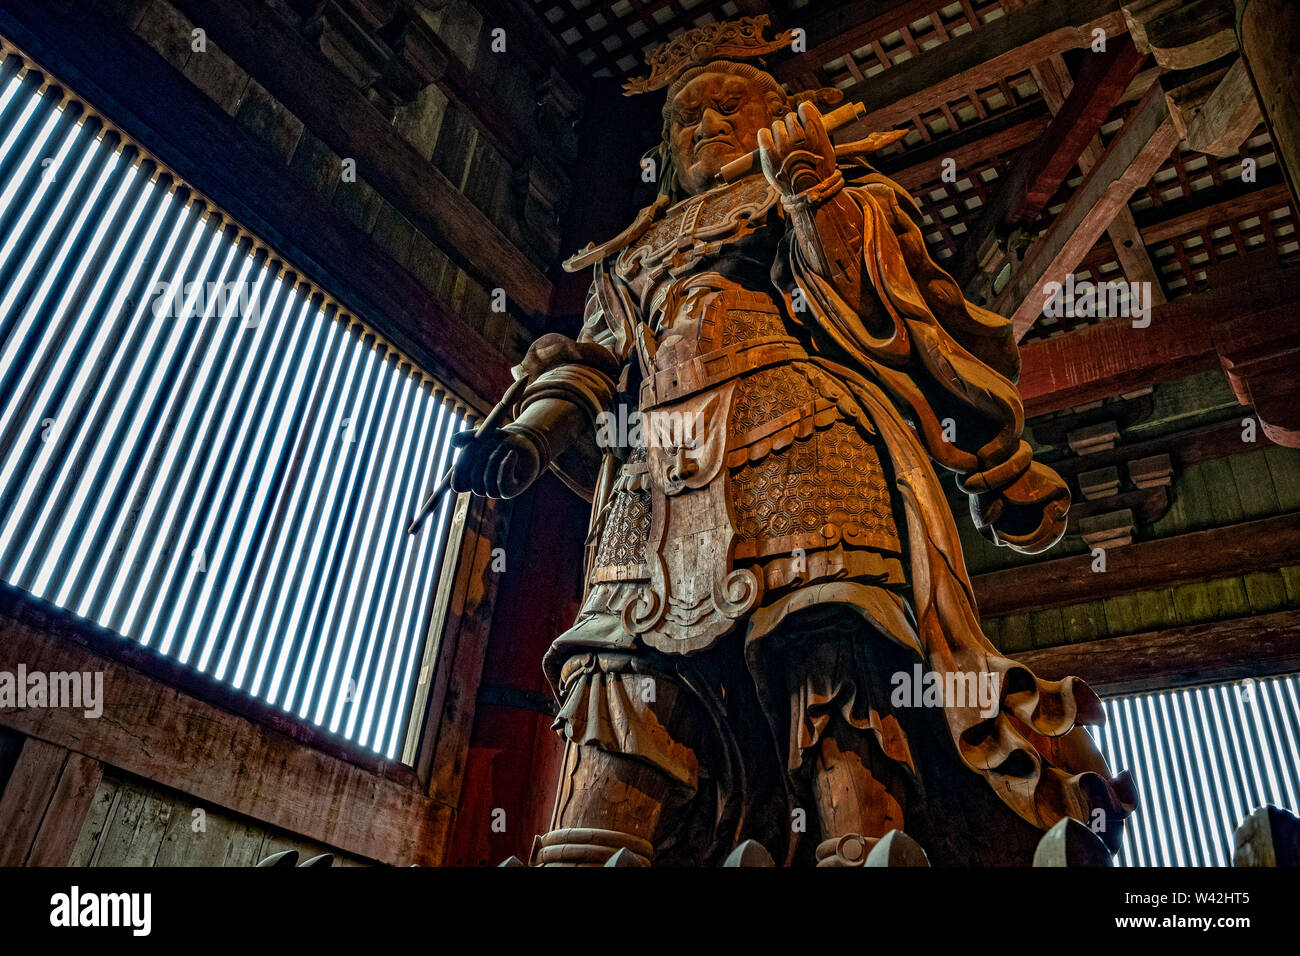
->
xmin=615 ymin=176 xmax=779 ymax=285
xmin=638 ymin=286 xmax=803 ymax=409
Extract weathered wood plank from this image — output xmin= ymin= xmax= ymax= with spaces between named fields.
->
xmin=422 ymin=495 xmax=514 ymax=818
xmin=152 ymin=791 xmax=265 ymax=867
xmin=27 ymin=751 xmax=104 ymax=866
xmin=1180 ymin=57 xmax=1263 ymax=156
xmin=1243 ymin=569 xmax=1290 ymax=614
xmin=91 ymin=781 xmax=176 ymax=867
xmin=0 ymin=589 xmax=452 ymax=865
xmin=68 ymin=774 xmax=120 ymax=867
xmin=0 ymin=737 xmax=66 ymax=866
xmin=1012 ymin=607 xmax=1300 ymax=694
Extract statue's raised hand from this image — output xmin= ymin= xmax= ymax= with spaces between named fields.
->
xmin=448 ymin=425 xmax=544 ymax=499
xmin=756 ymin=102 xmax=837 ymax=197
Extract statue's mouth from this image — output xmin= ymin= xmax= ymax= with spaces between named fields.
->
xmin=695 ymin=136 xmax=736 ymax=156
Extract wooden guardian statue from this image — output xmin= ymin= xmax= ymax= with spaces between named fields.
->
xmin=450 ymin=16 xmax=1136 ymax=866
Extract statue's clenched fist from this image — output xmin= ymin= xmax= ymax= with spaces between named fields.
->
xmin=756 ymin=101 xmax=837 ymax=197
xmin=448 ymin=425 xmax=544 ymax=499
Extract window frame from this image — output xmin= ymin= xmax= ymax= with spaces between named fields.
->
xmin=0 ymin=31 xmax=509 ymax=779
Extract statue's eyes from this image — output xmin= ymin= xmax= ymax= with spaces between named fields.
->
xmin=679 ymin=108 xmax=700 ymax=126
xmin=718 ymin=98 xmax=741 ymax=114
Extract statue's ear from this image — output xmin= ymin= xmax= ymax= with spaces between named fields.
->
xmin=656 ymin=143 xmax=681 ymax=200
xmin=764 ymin=90 xmax=786 ymax=116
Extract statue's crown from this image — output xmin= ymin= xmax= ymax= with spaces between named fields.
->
xmin=623 ymin=15 xmax=792 ymax=96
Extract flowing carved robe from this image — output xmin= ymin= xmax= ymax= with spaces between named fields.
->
xmin=515 ymin=161 xmax=1136 ymax=848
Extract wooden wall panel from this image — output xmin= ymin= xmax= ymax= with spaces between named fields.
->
xmin=0 ymin=739 xmax=103 ymax=866
xmin=0 ymin=599 xmax=452 ymax=865
xmin=69 ymin=771 xmax=368 ymax=867
xmin=26 ymin=752 xmax=103 ymax=866
xmin=0 ymin=738 xmax=67 ymax=866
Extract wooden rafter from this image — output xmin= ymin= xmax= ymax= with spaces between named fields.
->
xmin=992 ymin=81 xmax=1181 ymax=338
xmin=1137 ymin=177 xmax=1291 ymax=246
xmin=1015 ymin=264 xmax=1300 ymax=416
xmin=1077 ymin=175 xmax=1292 ymax=280
xmin=770 ymin=0 xmax=947 ymax=86
xmin=877 ymin=102 xmax=1050 ymax=191
xmin=956 ymin=37 xmax=1149 ymax=285
xmin=837 ymin=0 xmax=1128 ymax=139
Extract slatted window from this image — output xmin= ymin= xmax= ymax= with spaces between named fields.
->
xmin=1094 ymin=673 xmax=1300 ymax=866
xmin=0 ymin=53 xmax=471 ymax=759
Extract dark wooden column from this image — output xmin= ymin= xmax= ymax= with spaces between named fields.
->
xmin=1238 ymin=0 xmax=1300 ymax=209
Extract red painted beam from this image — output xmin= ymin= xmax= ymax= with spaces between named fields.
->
xmin=1017 ymin=268 xmax=1300 ymax=417
xmin=1015 ymin=36 xmax=1148 ymax=225
xmin=955 ymin=34 xmax=1147 ymax=285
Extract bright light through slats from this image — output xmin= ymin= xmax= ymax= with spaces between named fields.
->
xmin=0 ymin=57 xmax=470 ymax=759
xmin=1095 ymin=673 xmax=1300 ymax=866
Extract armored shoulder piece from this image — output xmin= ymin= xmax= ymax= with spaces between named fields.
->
xmin=562 ymin=194 xmax=671 ymax=273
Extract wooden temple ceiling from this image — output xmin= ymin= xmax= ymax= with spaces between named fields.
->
xmin=520 ymin=0 xmax=1299 ymax=343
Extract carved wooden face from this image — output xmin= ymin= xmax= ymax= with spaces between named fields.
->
xmin=667 ymin=71 xmax=786 ymax=194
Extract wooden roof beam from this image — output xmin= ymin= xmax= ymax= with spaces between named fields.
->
xmin=1018 ymin=265 xmax=1297 ymax=412
xmin=973 ymin=511 xmax=1300 ymax=617
xmin=955 ymin=35 xmax=1148 ymax=286
xmin=478 ymin=0 xmax=589 ymax=93
xmin=1011 ymin=607 xmax=1300 ymax=695
xmin=770 ymin=0 xmax=942 ymax=86
xmin=875 ymin=102 xmax=1051 ymax=191
xmin=836 ymin=0 xmax=1129 ymax=139
xmin=167 ymin=0 xmax=554 ymax=319
xmin=1027 ymin=53 xmax=1165 ymax=302
xmin=991 ymin=81 xmax=1181 ymax=339
xmin=1016 ymin=262 xmax=1300 ymax=418
xmin=1017 ymin=296 xmax=1215 ymax=417
xmin=1079 ymin=174 xmax=1291 ymax=270
xmin=1168 ymin=55 xmax=1263 ymax=157
xmin=1139 ymin=177 xmax=1290 ymax=245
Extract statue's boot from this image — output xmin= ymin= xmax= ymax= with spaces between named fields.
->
xmin=1032 ymin=818 xmax=1113 ymax=867
xmin=530 ymin=827 xmax=654 ymax=867
xmin=815 ymin=829 xmax=930 ymax=866
xmin=722 ymin=839 xmax=776 ymax=866
xmin=814 ymin=833 xmax=878 ymax=867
